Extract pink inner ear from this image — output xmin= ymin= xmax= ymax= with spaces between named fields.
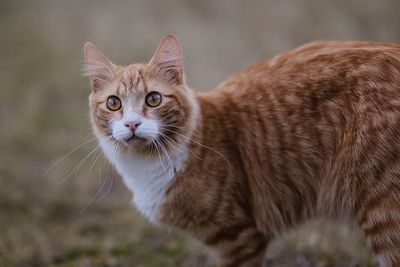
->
xmin=149 ymin=34 xmax=184 ymax=84
xmin=83 ymin=42 xmax=116 ymax=91
xmin=152 ymin=58 xmax=183 ymax=84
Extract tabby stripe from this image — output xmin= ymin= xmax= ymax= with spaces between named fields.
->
xmin=371 ymin=234 xmax=400 ymax=253
xmin=351 ymin=117 xmax=382 ymax=201
xmin=266 ymin=88 xmax=304 ymax=225
xmin=278 ymin=90 xmax=310 ymax=217
xmin=208 ymin=93 xmax=236 ymax=218
xmin=204 ymin=224 xmax=252 ymax=246
xmin=360 ymin=191 xmax=400 ymax=228
xmin=360 ymin=187 xmax=400 ymax=227
xmin=308 ymin=90 xmax=327 ymax=158
xmin=357 ymin=150 xmax=400 ymax=224
xmin=138 ymin=69 xmax=147 ymax=93
xmin=265 ymin=87 xmax=288 ymax=183
xmin=353 ymin=162 xmax=384 ymax=214
xmin=119 ymin=79 xmax=127 ymax=96
xmin=354 ymin=118 xmax=400 ymax=213
xmin=278 ymin=90 xmax=308 ymax=175
xmin=225 ymin=233 xmax=267 ymax=267
xmin=356 ymin=118 xmax=391 ymax=173
xmin=280 ymin=92 xmax=314 ymax=220
xmin=364 ymin=219 xmax=398 ymax=236
xmin=132 ymin=70 xmax=138 ymax=90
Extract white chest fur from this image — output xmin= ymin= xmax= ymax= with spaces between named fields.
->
xmin=99 ymin=138 xmax=187 ymax=223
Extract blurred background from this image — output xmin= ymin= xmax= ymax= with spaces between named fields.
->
xmin=1 ymin=0 xmax=400 ymax=266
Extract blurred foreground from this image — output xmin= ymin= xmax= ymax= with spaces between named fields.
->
xmin=2 ymin=0 xmax=399 ymax=266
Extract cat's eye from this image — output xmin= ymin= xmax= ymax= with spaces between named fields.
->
xmin=145 ymin=92 xmax=162 ymax=107
xmin=106 ymin=96 xmax=122 ymax=111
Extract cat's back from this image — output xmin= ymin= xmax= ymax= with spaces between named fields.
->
xmin=215 ymin=40 xmax=400 ymax=94
xmin=205 ymin=40 xmax=400 ymax=131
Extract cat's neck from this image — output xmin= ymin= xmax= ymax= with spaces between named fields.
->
xmin=99 ymin=137 xmax=189 ymax=222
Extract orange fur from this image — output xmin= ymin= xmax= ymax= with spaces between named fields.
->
xmin=85 ymin=35 xmax=400 ymax=267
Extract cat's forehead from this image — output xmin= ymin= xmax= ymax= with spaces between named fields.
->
xmin=115 ymin=64 xmax=150 ymax=96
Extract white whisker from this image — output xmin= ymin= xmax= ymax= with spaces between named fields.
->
xmin=152 ymin=139 xmax=168 ymax=176
xmin=80 ymin=140 xmax=117 ymax=213
xmin=89 ymin=149 xmax=104 ymax=174
xmin=43 ymin=138 xmax=97 ymax=178
xmin=159 ymin=132 xmax=202 ymax=161
xmin=157 ymin=137 xmax=174 ymax=178
xmin=58 ymin=135 xmax=114 ymax=184
xmin=98 ymin=141 xmax=120 ymax=200
xmin=162 ymin=128 xmax=231 ymax=167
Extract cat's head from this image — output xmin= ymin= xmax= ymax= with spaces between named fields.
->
xmin=83 ymin=34 xmax=198 ymax=155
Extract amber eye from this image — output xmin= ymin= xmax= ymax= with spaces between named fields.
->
xmin=106 ymin=96 xmax=122 ymax=111
xmin=145 ymin=92 xmax=162 ymax=107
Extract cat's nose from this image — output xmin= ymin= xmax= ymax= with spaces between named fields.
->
xmin=124 ymin=121 xmax=141 ymax=132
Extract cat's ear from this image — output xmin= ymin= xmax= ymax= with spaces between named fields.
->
xmin=83 ymin=42 xmax=116 ymax=92
xmin=149 ymin=34 xmax=184 ymax=85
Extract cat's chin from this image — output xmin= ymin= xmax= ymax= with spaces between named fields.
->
xmin=118 ymin=136 xmax=154 ymax=152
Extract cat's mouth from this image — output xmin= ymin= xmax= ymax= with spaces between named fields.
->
xmin=110 ymin=133 xmax=153 ymax=150
xmin=125 ymin=135 xmax=147 ymax=143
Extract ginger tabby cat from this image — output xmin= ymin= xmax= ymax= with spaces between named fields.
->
xmin=83 ymin=34 xmax=400 ymax=267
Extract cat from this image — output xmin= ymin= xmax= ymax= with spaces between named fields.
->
xmin=83 ymin=34 xmax=400 ymax=267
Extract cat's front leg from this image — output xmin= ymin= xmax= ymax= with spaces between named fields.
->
xmin=205 ymin=226 xmax=268 ymax=267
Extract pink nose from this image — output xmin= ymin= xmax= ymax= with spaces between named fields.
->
xmin=124 ymin=121 xmax=141 ymax=132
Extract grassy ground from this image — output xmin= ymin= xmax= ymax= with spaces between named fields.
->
xmin=2 ymin=0 xmax=399 ymax=266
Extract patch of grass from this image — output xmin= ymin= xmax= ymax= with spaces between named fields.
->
xmin=53 ymin=246 xmax=101 ymax=264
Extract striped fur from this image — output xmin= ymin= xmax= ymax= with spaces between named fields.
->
xmin=85 ymin=35 xmax=400 ymax=267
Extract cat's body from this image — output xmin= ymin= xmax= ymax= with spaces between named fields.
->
xmin=84 ymin=36 xmax=400 ymax=266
